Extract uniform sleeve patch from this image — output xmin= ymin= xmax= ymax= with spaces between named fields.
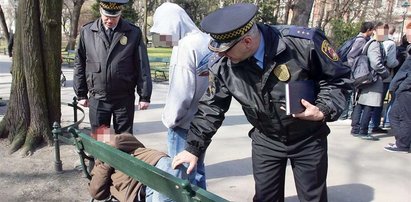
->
xmin=321 ymin=40 xmax=339 ymax=61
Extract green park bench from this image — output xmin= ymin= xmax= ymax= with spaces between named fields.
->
xmin=149 ymin=56 xmax=170 ymax=80
xmin=61 ymin=49 xmax=76 ymax=67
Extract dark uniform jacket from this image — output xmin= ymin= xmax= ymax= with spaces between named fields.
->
xmin=389 ymin=45 xmax=411 ymax=94
xmin=186 ymin=24 xmax=351 ymax=157
xmin=74 ymin=18 xmax=152 ymax=102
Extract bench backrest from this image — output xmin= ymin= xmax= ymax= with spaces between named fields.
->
xmin=149 ymin=56 xmax=170 ymax=64
xmin=68 ymin=128 xmax=228 ymax=202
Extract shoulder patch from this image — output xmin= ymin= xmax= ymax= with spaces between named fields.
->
xmin=288 ymin=26 xmax=314 ymax=40
xmin=321 ymin=40 xmax=339 ymax=61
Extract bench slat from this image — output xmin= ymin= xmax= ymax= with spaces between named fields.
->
xmin=69 ymin=129 xmax=228 ymax=202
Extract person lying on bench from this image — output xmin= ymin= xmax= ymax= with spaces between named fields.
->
xmin=89 ymin=132 xmax=186 ymax=202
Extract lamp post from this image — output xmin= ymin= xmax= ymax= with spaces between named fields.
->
xmin=400 ymin=1 xmax=410 ymax=40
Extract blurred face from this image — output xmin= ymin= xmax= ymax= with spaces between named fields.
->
xmin=374 ymin=27 xmax=387 ymax=42
xmin=151 ymin=33 xmax=177 ymax=47
xmin=101 ymin=14 xmax=120 ymax=29
xmin=406 ymin=28 xmax=411 ymax=43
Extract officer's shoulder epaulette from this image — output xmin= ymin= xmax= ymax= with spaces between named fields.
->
xmin=82 ymin=20 xmax=94 ymax=28
xmin=287 ymin=26 xmax=316 ymax=40
xmin=273 ymin=25 xmax=324 ymax=41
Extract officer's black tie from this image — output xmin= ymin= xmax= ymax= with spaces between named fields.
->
xmin=106 ymin=28 xmax=113 ymax=43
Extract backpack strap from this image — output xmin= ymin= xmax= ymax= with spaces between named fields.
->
xmin=361 ymin=39 xmax=375 ymax=55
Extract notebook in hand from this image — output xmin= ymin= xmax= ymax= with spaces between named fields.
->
xmin=285 ymin=80 xmax=316 ymax=115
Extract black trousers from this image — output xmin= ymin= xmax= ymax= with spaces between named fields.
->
xmin=251 ymin=132 xmax=328 ymax=202
xmin=389 ymin=92 xmax=411 ymax=149
xmin=89 ymin=96 xmax=135 ymax=134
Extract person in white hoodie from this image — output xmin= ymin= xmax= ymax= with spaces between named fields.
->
xmin=150 ymin=2 xmax=213 ymax=189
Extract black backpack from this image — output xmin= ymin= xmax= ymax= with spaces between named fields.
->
xmin=351 ymin=39 xmax=377 ymax=89
xmin=337 ymin=36 xmax=365 ymax=64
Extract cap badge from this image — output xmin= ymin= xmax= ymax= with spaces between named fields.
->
xmin=120 ymin=36 xmax=127 ymax=45
xmin=273 ymin=64 xmax=290 ymax=82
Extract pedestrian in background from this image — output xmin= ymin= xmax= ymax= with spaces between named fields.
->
xmin=351 ymin=22 xmax=389 ymax=140
xmin=384 ymin=22 xmax=411 ymax=153
xmin=369 ymin=23 xmax=399 ymax=133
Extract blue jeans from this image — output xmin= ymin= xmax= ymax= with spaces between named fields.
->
xmin=339 ymin=90 xmax=353 ymax=119
xmin=370 ymin=83 xmax=389 ymax=129
xmin=351 ymin=104 xmax=374 ymax=135
xmin=145 ymin=157 xmax=186 ymax=202
xmin=167 ymin=127 xmax=207 ymax=189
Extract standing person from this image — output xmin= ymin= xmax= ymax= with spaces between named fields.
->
xmin=339 ymin=22 xmax=375 ymax=120
xmin=73 ymin=0 xmax=152 ymax=134
xmin=150 ymin=2 xmax=212 ymax=189
xmin=384 ymin=22 xmax=411 ymax=153
xmin=350 ymin=22 xmax=390 ymax=140
xmin=370 ymin=24 xmax=399 ymax=133
xmin=172 ymin=3 xmax=351 ymax=202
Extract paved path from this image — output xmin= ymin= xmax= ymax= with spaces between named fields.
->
xmin=0 ymin=55 xmax=410 ymax=201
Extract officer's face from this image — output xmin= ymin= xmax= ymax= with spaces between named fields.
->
xmin=218 ymin=37 xmax=250 ymax=64
xmin=101 ymin=14 xmax=120 ymax=29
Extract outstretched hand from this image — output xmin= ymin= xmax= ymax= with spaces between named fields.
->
xmin=172 ymin=150 xmax=198 ymax=174
xmin=292 ymin=99 xmax=324 ymax=121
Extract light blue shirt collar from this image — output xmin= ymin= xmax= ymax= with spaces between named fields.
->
xmin=253 ymin=32 xmax=265 ymax=69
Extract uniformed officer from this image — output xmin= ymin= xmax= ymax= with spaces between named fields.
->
xmin=73 ymin=0 xmax=152 ymax=134
xmin=172 ymin=3 xmax=351 ymax=202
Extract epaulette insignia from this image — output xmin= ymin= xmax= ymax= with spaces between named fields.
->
xmin=288 ymin=27 xmax=314 ymax=40
xmin=321 ymin=40 xmax=339 ymax=61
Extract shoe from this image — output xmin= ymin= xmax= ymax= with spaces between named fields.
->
xmin=351 ymin=133 xmax=360 ymax=137
xmin=0 ymin=101 xmax=6 ymax=107
xmin=384 ymin=144 xmax=409 ymax=153
xmin=360 ymin=134 xmax=379 ymax=141
xmin=371 ymin=127 xmax=388 ymax=134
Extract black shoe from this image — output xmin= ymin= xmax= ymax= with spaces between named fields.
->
xmin=384 ymin=144 xmax=409 ymax=153
xmin=371 ymin=127 xmax=388 ymax=134
xmin=0 ymin=101 xmax=6 ymax=107
xmin=360 ymin=134 xmax=380 ymax=141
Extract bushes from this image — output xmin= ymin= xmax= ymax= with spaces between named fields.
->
xmin=330 ymin=19 xmax=362 ymax=48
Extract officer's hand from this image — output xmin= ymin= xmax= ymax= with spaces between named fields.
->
xmin=293 ymin=99 xmax=324 ymax=121
xmin=138 ymin=101 xmax=150 ymax=110
xmin=172 ymin=150 xmax=198 ymax=174
xmin=78 ymin=99 xmax=89 ymax=107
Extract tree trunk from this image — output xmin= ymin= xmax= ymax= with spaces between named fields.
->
xmin=0 ymin=0 xmax=62 ymax=155
xmin=142 ymin=0 xmax=147 ymax=44
xmin=0 ymin=4 xmax=10 ymax=42
xmin=291 ymin=0 xmax=315 ymax=26
xmin=66 ymin=0 xmax=85 ymax=51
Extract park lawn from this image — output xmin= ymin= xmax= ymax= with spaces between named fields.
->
xmin=147 ymin=47 xmax=172 ymax=58
xmin=147 ymin=47 xmax=172 ymax=81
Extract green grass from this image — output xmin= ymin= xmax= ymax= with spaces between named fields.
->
xmin=147 ymin=47 xmax=172 ymax=58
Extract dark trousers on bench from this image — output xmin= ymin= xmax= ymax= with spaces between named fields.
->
xmin=89 ymin=96 xmax=135 ymax=134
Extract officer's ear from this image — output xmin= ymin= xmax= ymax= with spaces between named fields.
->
xmin=242 ymin=35 xmax=255 ymax=49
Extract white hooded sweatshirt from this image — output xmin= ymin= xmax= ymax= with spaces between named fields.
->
xmin=150 ymin=2 xmax=211 ymax=129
